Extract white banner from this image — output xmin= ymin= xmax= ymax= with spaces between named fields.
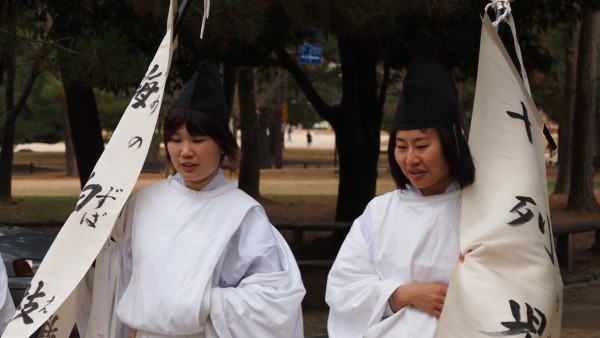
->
xmin=434 ymin=15 xmax=563 ymax=337
xmin=3 ymin=1 xmax=178 ymax=336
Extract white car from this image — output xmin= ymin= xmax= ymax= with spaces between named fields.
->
xmin=0 ymin=224 xmax=55 ymax=306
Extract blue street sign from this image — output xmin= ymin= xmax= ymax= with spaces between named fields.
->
xmin=298 ymin=43 xmax=322 ymax=65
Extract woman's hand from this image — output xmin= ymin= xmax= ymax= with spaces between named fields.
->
xmin=390 ymin=282 xmax=448 ymax=318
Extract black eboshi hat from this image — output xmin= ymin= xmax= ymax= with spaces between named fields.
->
xmin=171 ymin=59 xmax=230 ymax=125
xmin=394 ymin=57 xmax=461 ymax=130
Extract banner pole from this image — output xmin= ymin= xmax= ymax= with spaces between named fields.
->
xmin=173 ymin=0 xmax=192 ymax=40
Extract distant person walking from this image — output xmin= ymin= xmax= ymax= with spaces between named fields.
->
xmin=287 ymin=125 xmax=293 ymax=142
xmin=306 ymin=130 xmax=312 ymax=148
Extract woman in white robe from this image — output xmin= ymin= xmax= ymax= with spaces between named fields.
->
xmin=326 ymin=57 xmax=476 ymax=338
xmin=78 ymin=60 xmax=305 ymax=338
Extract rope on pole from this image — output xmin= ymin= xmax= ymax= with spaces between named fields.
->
xmin=473 ymin=0 xmax=558 ymax=150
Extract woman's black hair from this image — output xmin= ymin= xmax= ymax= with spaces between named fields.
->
xmin=162 ymin=108 xmax=238 ymax=163
xmin=387 ymin=125 xmax=475 ymax=189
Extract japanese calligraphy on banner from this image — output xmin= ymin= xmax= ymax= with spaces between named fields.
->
xmin=434 ymin=14 xmax=563 ymax=338
xmin=3 ymin=1 xmax=178 ymax=336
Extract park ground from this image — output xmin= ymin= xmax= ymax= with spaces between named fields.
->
xmin=4 ymin=140 xmax=600 ymax=337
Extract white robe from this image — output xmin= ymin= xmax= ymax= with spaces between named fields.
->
xmin=0 ymin=252 xmax=15 ymax=334
xmin=326 ymin=182 xmax=462 ymax=338
xmin=78 ymin=170 xmax=305 ymax=338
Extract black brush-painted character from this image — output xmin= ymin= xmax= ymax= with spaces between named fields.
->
xmin=507 ymin=196 xmax=557 ymax=266
xmin=38 ymin=315 xmax=59 ymax=338
xmin=14 ymin=281 xmax=47 ymax=325
xmin=80 ymin=211 xmax=108 ymax=228
xmin=132 ymin=64 xmax=163 ymax=109
xmin=508 ymin=196 xmax=536 ymax=226
xmin=480 ymin=300 xmax=546 ymax=337
xmin=506 ymin=101 xmax=532 ymax=144
xmin=77 ymin=184 xmax=123 ymax=212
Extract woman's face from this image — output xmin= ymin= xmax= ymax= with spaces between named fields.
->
xmin=167 ymin=125 xmax=222 ymax=191
xmin=394 ymin=128 xmax=452 ymax=196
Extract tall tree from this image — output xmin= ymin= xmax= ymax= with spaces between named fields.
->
xmin=60 ymin=81 xmax=104 ymax=186
xmin=554 ymin=21 xmax=578 ymax=194
xmin=40 ymin=1 xmax=171 ymax=187
xmin=8 ymin=0 xmax=576 ymax=220
xmin=191 ymin=0 xmax=561 ymax=222
xmin=238 ymin=67 xmax=260 ymax=199
xmin=0 ymin=0 xmax=50 ymax=198
xmin=275 ymin=37 xmax=384 ymax=222
xmin=269 ymin=2 xmax=486 ymax=222
xmin=567 ymin=8 xmax=600 ymax=211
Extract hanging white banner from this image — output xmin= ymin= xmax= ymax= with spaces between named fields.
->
xmin=3 ymin=1 xmax=178 ymax=336
xmin=434 ymin=14 xmax=563 ymax=338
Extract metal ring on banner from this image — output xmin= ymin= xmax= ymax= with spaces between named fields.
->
xmin=485 ymin=0 xmax=531 ymax=96
xmin=2 ymin=1 xmax=183 ymax=337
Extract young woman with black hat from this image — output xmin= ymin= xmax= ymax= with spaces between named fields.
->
xmin=78 ymin=60 xmax=305 ymax=338
xmin=325 ymin=57 xmax=475 ymax=337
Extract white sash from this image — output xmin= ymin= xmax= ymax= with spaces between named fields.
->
xmin=3 ymin=1 xmax=178 ymax=336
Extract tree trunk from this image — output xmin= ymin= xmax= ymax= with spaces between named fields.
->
xmin=62 ymin=82 xmax=105 ymax=188
xmin=62 ymin=96 xmax=78 ymax=177
xmin=223 ymin=63 xmax=236 ymax=116
xmin=554 ymin=21 xmax=578 ymax=194
xmin=269 ymin=111 xmax=283 ymax=169
xmin=273 ymin=69 xmax=285 ymax=169
xmin=223 ymin=63 xmax=240 ymax=154
xmin=274 ymin=37 xmax=385 ymax=226
xmin=237 ymin=67 xmax=260 ymax=199
xmin=0 ymin=116 xmax=16 ymax=199
xmin=0 ymin=35 xmax=16 ymax=200
xmin=0 ymin=42 xmax=45 ymax=198
xmin=332 ymin=37 xmax=381 ymax=223
xmin=566 ymin=9 xmax=600 ymax=211
xmin=258 ymin=109 xmax=272 ymax=169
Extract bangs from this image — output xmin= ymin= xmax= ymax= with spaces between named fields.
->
xmin=164 ymin=109 xmax=208 ymax=140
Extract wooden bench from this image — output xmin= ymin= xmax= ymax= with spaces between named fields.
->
xmin=275 ymin=222 xmax=351 ymax=268
xmin=553 ymin=221 xmax=600 ymax=271
xmin=274 ymin=221 xmax=600 ymax=272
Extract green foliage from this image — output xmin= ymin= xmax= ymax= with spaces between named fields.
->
xmin=0 ymin=62 xmax=64 ymax=144
xmin=530 ymin=24 xmax=573 ymax=122
xmin=94 ymin=89 xmax=132 ymax=134
xmin=42 ymin=0 xmax=165 ymax=92
xmin=56 ymin=28 xmax=150 ymax=92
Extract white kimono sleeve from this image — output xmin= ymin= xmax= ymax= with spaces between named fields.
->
xmin=77 ymin=199 xmax=133 ymax=338
xmin=208 ymin=229 xmax=305 ymax=338
xmin=325 ymin=218 xmax=400 ymax=338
